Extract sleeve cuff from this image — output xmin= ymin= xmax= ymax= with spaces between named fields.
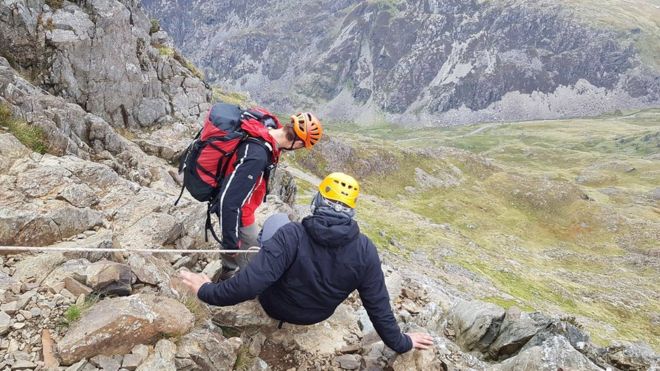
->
xmin=403 ymin=333 xmax=413 ymax=353
xmin=197 ymin=282 xmax=211 ymax=303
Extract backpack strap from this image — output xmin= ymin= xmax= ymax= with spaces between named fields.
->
xmin=244 ymin=137 xmax=277 ymax=197
xmin=174 ymin=130 xmax=203 ymax=206
xmin=205 ymin=202 xmax=222 ymax=244
xmin=174 ymin=184 xmax=186 ymax=206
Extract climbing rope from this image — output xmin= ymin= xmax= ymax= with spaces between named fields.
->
xmin=0 ymin=246 xmax=259 ymax=254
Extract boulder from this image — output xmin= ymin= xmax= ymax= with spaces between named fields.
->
xmin=494 ymin=335 xmax=602 ymax=371
xmin=12 ymin=253 xmax=66 ymax=285
xmin=1 ymin=202 xmax=103 ymax=246
xmin=83 ymin=260 xmax=133 ymax=296
xmin=58 ymin=183 xmax=99 ymax=208
xmin=0 ymin=133 xmax=30 ymax=173
xmin=89 ymin=354 xmax=122 ymax=371
xmin=128 ymin=254 xmax=174 ymax=287
xmin=211 ymin=300 xmax=276 ymax=328
xmin=42 ymin=258 xmax=91 ymax=288
xmin=604 ymin=342 xmax=658 ymax=371
xmin=136 ymin=339 xmax=177 ymax=371
xmin=176 ymin=328 xmax=242 ymax=371
xmin=432 ymin=335 xmax=489 ymax=370
xmin=384 ymin=267 xmax=403 ymax=303
xmin=64 ymin=277 xmax=93 ymax=297
xmin=449 ymin=300 xmax=505 ymax=353
xmin=335 ymin=354 xmax=361 ymax=370
xmin=57 ymin=294 xmax=194 ymax=365
xmin=121 ymin=344 xmax=150 ymax=371
xmin=0 ymin=310 xmax=10 ymax=335
xmin=0 ymin=271 xmax=21 ymax=293
xmin=116 ymin=212 xmax=182 ymax=250
xmin=392 ymin=349 xmax=444 ymax=371
xmin=271 ymin=303 xmax=360 ymax=355
xmin=487 ymin=308 xmax=551 ymax=360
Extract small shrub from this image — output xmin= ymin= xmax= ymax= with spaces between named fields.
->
xmin=561 ymin=315 xmax=584 ymax=330
xmin=156 ymin=45 xmax=174 ymax=57
xmin=150 ymin=19 xmax=161 ymax=35
xmin=183 ymin=295 xmax=210 ymax=325
xmin=45 ymin=0 xmax=64 ymax=10
xmin=115 ymin=127 xmax=136 ymax=140
xmin=173 ymin=51 xmax=204 ymax=80
xmin=212 ymin=87 xmax=251 ymax=106
xmin=63 ymin=305 xmax=81 ymax=323
xmin=0 ymin=103 xmax=48 ymax=154
xmin=61 ymin=294 xmax=100 ymax=326
xmin=233 ymin=345 xmax=254 ymax=370
xmin=46 ymin=18 xmax=55 ymax=31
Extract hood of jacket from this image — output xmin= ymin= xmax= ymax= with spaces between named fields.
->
xmin=302 ymin=211 xmax=360 ymax=248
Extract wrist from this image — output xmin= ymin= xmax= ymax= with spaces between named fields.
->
xmin=197 ymin=282 xmax=210 ymax=300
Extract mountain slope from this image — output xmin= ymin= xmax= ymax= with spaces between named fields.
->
xmin=141 ymin=0 xmax=660 ymax=125
xmin=287 ymin=109 xmax=660 ymax=350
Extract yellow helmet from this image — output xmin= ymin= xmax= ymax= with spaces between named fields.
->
xmin=318 ymin=172 xmax=359 ymax=209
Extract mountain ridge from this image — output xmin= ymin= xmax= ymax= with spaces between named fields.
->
xmin=142 ymin=0 xmax=660 ymax=125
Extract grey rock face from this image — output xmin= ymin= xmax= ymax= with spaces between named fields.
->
xmin=0 ymin=0 xmax=211 ymax=128
xmin=449 ymin=300 xmax=506 ymax=353
xmin=142 ymin=0 xmax=659 ymax=125
xmin=494 ymin=335 xmax=601 ymax=371
xmin=487 ymin=309 xmax=551 ymax=361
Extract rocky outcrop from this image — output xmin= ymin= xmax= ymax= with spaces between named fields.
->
xmin=494 ymin=335 xmax=602 ymax=371
xmin=0 ymin=0 xmax=211 ymax=128
xmin=0 ymin=57 xmax=169 ymax=186
xmin=143 ymin=0 xmax=660 ymax=125
xmin=56 ymin=294 xmax=194 ymax=365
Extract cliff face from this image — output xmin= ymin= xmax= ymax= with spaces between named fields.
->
xmin=141 ymin=0 xmax=660 ymax=125
xmin=0 ymin=0 xmax=211 ymax=128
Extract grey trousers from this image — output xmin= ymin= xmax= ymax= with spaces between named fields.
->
xmin=221 ymin=223 xmax=259 ymax=270
xmin=221 ymin=213 xmax=292 ymax=270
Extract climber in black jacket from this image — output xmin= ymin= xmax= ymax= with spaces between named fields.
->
xmin=180 ymin=172 xmax=434 ymax=353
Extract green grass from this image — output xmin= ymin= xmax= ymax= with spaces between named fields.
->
xmin=173 ymin=51 xmax=204 ymax=80
xmin=212 ymin=87 xmax=252 ymax=107
xmin=156 ymin=45 xmax=174 ymax=57
xmin=153 ymin=45 xmax=205 ymax=80
xmin=63 ymin=305 xmax=82 ymax=323
xmin=0 ymin=103 xmax=48 ymax=154
xmin=150 ymin=19 xmax=160 ymax=35
xmin=182 ymin=295 xmax=210 ymax=325
xmin=233 ymin=345 xmax=254 ymax=370
xmin=61 ymin=294 xmax=100 ymax=326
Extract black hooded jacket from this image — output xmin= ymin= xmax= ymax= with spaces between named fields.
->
xmin=197 ymin=213 xmax=413 ymax=353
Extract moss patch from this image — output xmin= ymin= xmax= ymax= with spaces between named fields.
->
xmin=0 ymin=103 xmax=48 ymax=154
xmin=212 ymin=87 xmax=252 ymax=107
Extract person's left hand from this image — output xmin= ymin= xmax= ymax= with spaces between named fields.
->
xmin=179 ymin=270 xmax=211 ymax=295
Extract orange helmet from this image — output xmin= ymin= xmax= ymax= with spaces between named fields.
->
xmin=291 ymin=112 xmax=323 ymax=149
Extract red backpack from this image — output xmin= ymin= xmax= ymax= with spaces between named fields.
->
xmin=175 ymin=102 xmax=280 ymax=241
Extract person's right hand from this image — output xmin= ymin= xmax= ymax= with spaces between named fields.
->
xmin=406 ymin=332 xmax=434 ymax=350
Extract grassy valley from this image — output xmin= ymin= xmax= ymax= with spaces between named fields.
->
xmin=286 ymin=109 xmax=660 ymax=349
